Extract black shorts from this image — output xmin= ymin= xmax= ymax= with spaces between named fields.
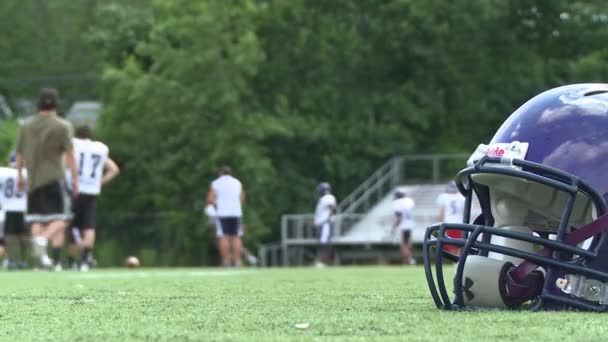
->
xmin=5 ymin=211 xmax=26 ymax=235
xmin=72 ymin=194 xmax=98 ymax=230
xmin=27 ymin=181 xmax=71 ymax=223
xmin=402 ymin=230 xmax=411 ymax=245
xmin=216 ymin=217 xmax=241 ymax=237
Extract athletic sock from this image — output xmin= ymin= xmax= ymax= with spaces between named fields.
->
xmin=32 ymin=237 xmax=48 ymax=257
xmin=81 ymin=248 xmax=92 ymax=264
xmin=52 ymin=248 xmax=61 ymax=265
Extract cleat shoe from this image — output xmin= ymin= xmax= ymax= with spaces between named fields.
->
xmin=246 ymin=254 xmax=258 ymax=266
xmin=54 ymin=263 xmax=63 ymax=272
xmin=32 ymin=237 xmax=48 ymax=257
xmin=40 ymin=254 xmax=53 ymax=269
xmin=79 ymin=263 xmax=89 ymax=272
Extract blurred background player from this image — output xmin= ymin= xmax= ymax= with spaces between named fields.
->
xmin=16 ymin=88 xmax=78 ymax=270
xmin=206 ymin=166 xmax=245 ymax=267
xmin=391 ymin=189 xmax=415 ymax=265
xmin=314 ymin=182 xmax=336 ymax=267
xmin=68 ymin=125 xmax=120 ymax=271
xmin=204 ymin=203 xmax=227 ymax=264
xmin=204 ymin=205 xmax=257 ymax=266
xmin=0 ymin=152 xmax=29 ymax=269
xmin=238 ymin=224 xmax=258 ymax=266
xmin=435 ymin=180 xmax=465 ymax=254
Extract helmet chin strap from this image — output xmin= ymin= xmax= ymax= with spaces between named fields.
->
xmin=459 ymin=186 xmax=608 ymax=308
xmin=509 ymin=213 xmax=608 ymax=286
xmin=489 ymin=191 xmax=608 ymax=306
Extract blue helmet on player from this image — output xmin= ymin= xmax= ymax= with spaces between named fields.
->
xmin=424 ymin=84 xmax=608 ymax=312
xmin=394 ymin=189 xmax=406 ymax=199
xmin=317 ymin=182 xmax=331 ymax=195
xmin=445 ymin=181 xmax=458 ymax=193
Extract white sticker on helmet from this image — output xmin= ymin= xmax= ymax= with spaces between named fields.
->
xmin=467 ymin=141 xmax=529 ymax=169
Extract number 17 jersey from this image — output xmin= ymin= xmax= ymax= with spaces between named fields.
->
xmin=73 ymin=138 xmax=109 ymax=195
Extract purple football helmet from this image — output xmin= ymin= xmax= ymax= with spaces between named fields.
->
xmin=424 ymin=84 xmax=608 ymax=311
xmin=394 ymin=189 xmax=406 ymax=199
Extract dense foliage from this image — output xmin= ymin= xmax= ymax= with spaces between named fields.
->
xmin=2 ymin=0 xmax=608 ymax=265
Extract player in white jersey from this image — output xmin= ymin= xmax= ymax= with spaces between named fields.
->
xmin=206 ymin=166 xmax=245 ymax=267
xmin=314 ymin=182 xmax=336 ymax=267
xmin=0 ymin=152 xmax=29 ymax=269
xmin=68 ymin=126 xmax=120 ymax=271
xmin=392 ymin=189 xmax=415 ymax=265
xmin=435 ymin=181 xmax=465 ymax=254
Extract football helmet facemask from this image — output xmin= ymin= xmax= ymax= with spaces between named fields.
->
xmin=424 ymin=84 xmax=608 ymax=312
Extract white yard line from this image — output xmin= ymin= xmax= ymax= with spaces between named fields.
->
xmin=69 ymin=270 xmax=253 ymax=279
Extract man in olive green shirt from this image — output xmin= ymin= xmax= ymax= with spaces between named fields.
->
xmin=16 ymin=88 xmax=79 ymax=270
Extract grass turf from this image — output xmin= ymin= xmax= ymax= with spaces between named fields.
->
xmin=0 ymin=266 xmax=606 ymax=341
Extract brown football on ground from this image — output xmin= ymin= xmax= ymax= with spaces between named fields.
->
xmin=126 ymin=256 xmax=140 ymax=268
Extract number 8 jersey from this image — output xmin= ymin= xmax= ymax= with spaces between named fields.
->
xmin=73 ymin=138 xmax=109 ymax=195
xmin=0 ymin=167 xmax=27 ymax=212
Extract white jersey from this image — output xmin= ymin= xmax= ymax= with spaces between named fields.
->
xmin=0 ymin=167 xmax=27 ymax=212
xmin=314 ymin=194 xmax=336 ymax=226
xmin=73 ymin=138 xmax=109 ymax=195
xmin=212 ymin=175 xmax=243 ymax=217
xmin=436 ymin=192 xmax=466 ymax=223
xmin=393 ymin=197 xmax=415 ymax=231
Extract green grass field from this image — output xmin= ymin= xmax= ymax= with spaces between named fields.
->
xmin=0 ymin=266 xmax=606 ymax=341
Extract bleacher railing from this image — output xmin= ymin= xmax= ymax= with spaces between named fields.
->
xmin=278 ymin=213 xmax=364 ymax=265
xmin=269 ymin=153 xmax=470 ymax=266
xmin=338 ymin=154 xmax=469 ymax=215
xmin=337 ymin=157 xmax=401 ymax=214
xmin=280 ymin=213 xmax=365 ymax=243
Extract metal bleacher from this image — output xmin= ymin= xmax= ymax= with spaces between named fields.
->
xmin=258 ymin=154 xmax=471 ymax=267
xmin=335 ymin=184 xmax=446 ymax=245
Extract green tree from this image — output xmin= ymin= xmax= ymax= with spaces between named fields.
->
xmin=94 ymin=0 xmax=272 ymax=265
xmin=11 ymin=0 xmax=602 ymax=266
xmin=89 ymin=0 xmax=608 ymax=265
